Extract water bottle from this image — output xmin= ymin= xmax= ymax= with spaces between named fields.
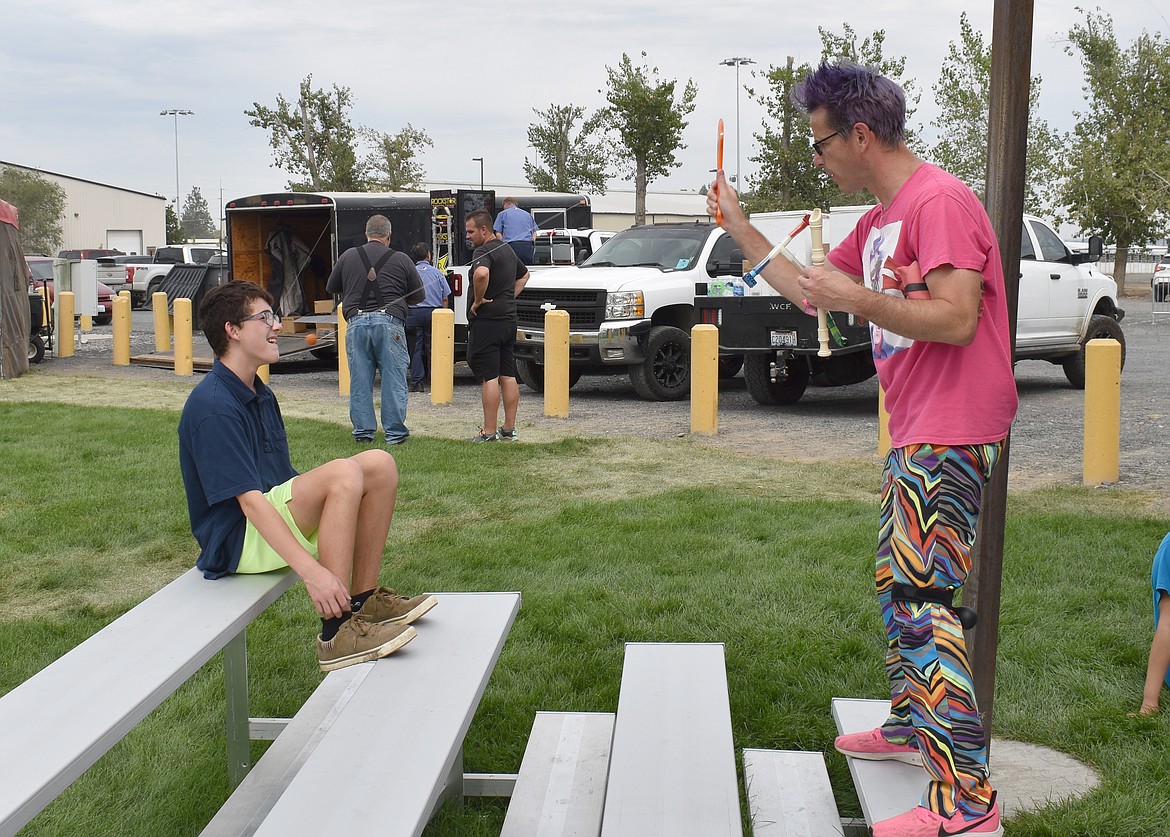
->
xmin=732 ymin=278 xmax=744 ymax=297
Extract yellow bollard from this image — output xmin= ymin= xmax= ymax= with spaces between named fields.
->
xmin=58 ymin=291 xmax=75 ymax=357
xmin=80 ymin=314 xmax=93 ymax=332
xmin=152 ymin=292 xmax=171 ymax=352
xmin=257 ymin=364 xmax=270 ymax=383
xmin=1083 ymin=338 xmax=1121 ymax=485
xmin=112 ymin=295 xmax=131 ymax=365
xmin=174 ymin=297 xmax=194 ymax=376
xmin=430 ymin=308 xmax=454 ymax=405
xmin=337 ymin=303 xmax=350 ymax=396
xmin=690 ymin=324 xmax=719 ymax=435
xmin=544 ymin=309 xmax=570 ymax=418
xmin=878 ymin=385 xmax=891 ymax=458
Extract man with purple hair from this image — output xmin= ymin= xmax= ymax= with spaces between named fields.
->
xmin=709 ymin=61 xmax=1015 ymax=837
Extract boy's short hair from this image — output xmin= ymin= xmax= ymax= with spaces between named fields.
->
xmin=200 ymin=282 xmax=274 ymax=358
xmin=793 ymin=60 xmax=907 ymax=148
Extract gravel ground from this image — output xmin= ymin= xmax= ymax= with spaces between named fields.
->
xmin=16 ymin=294 xmax=1169 ymax=505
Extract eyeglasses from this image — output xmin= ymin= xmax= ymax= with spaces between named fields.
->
xmin=238 ymin=309 xmax=277 ymax=327
xmin=811 ymin=131 xmax=843 ymax=156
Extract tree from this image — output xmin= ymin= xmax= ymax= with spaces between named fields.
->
xmin=362 ymin=124 xmax=433 ymax=191
xmin=246 ymin=74 xmax=364 ymax=192
xmin=599 ymin=53 xmax=697 ymax=224
xmin=748 ymin=25 xmax=917 ymax=213
xmin=165 ymin=204 xmax=182 ymax=244
xmin=0 ymin=166 xmax=66 ymax=255
xmin=524 ymin=104 xmax=611 ymax=194
xmin=1062 ymin=8 xmax=1170 ymax=294
xmin=180 ymin=186 xmax=217 ymax=240
xmin=928 ymin=12 xmax=1065 ymax=217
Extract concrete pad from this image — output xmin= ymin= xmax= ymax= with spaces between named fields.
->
xmin=989 ymin=737 xmax=1102 ymax=819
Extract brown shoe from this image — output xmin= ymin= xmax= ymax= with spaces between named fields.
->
xmin=355 ymin=587 xmax=438 ymax=626
xmin=317 ymin=618 xmax=416 ymax=672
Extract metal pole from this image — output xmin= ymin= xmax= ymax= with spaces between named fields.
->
xmin=720 ymin=58 xmax=754 ymax=187
xmin=472 ymin=157 xmax=484 ymax=190
xmin=160 ymin=109 xmax=194 ymax=217
xmin=969 ymin=0 xmax=1034 ymax=753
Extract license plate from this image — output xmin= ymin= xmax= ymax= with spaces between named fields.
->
xmin=770 ymin=329 xmax=797 ymax=348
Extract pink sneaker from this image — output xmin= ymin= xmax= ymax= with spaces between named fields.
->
xmin=873 ymin=798 xmax=1003 ymax=836
xmin=834 ymin=727 xmax=921 ymax=765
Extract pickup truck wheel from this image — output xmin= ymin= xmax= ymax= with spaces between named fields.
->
xmin=717 ymin=355 xmax=744 ymax=379
xmin=629 ymin=325 xmax=690 ymax=401
xmin=29 ymin=334 xmax=45 ymax=364
xmin=743 ymin=353 xmax=810 ymax=405
xmin=1062 ymin=314 xmax=1126 ymax=389
xmin=516 ymin=359 xmax=581 ymax=392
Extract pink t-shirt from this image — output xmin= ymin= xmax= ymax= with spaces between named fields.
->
xmin=828 ymin=164 xmax=1018 ymax=447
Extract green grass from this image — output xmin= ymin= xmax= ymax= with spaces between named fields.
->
xmin=2 ymin=402 xmax=1169 ymax=835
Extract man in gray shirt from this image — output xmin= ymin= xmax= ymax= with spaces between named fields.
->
xmin=326 ymin=215 xmax=423 ymax=444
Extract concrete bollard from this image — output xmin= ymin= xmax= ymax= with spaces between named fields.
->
xmin=337 ymin=304 xmax=350 ymax=396
xmin=58 ymin=291 xmax=75 ymax=357
xmin=152 ymin=292 xmax=171 ymax=352
xmin=112 ymin=295 xmax=131 ymax=365
xmin=544 ymin=309 xmax=570 ymax=418
xmin=878 ymin=386 xmax=891 ymax=458
xmin=174 ymin=297 xmax=193 ymax=376
xmin=690 ymin=324 xmax=719 ymax=435
xmin=1083 ymin=338 xmax=1121 ymax=485
xmin=430 ymin=308 xmax=454 ymax=405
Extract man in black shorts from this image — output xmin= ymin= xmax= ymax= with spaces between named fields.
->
xmin=465 ymin=209 xmax=529 ymax=442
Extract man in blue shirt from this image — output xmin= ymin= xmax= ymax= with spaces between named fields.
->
xmin=178 ymin=282 xmax=437 ymax=672
xmin=406 ymin=242 xmax=450 ymax=392
xmin=493 ymin=197 xmax=539 ymax=265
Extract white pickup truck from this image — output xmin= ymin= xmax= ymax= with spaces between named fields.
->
xmin=694 ymin=211 xmax=1125 ymax=404
xmin=514 ymin=222 xmax=747 ymax=400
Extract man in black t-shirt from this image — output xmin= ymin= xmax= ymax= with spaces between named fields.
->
xmin=465 ymin=209 xmax=529 ymax=442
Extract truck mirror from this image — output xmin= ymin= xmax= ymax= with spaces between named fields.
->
xmin=1087 ymin=235 xmax=1103 ymax=260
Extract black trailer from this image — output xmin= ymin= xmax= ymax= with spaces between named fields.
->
xmin=224 ymin=190 xmax=590 ymax=355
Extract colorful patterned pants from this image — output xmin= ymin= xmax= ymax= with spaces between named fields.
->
xmin=876 ymin=441 xmax=1003 ymax=818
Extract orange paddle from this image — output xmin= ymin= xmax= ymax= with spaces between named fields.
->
xmin=716 ymin=119 xmax=725 ymax=224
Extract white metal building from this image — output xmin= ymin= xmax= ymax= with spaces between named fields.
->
xmin=0 ymin=161 xmax=166 ymax=255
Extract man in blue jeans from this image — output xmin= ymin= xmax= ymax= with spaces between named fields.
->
xmin=406 ymin=241 xmax=450 ymax=392
xmin=327 ymin=215 xmax=424 ymax=444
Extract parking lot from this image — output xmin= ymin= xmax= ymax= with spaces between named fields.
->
xmin=20 ymin=296 xmax=1170 ymax=500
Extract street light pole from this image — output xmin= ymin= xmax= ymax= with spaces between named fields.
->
xmin=471 ymin=157 xmax=484 ymax=190
xmin=160 ymin=108 xmax=194 ymax=213
xmin=719 ymin=57 xmax=754 ymax=188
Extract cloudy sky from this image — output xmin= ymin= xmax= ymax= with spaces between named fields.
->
xmin=1 ymin=0 xmax=1162 ymax=219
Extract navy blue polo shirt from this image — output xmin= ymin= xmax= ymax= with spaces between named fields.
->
xmin=179 ymin=360 xmax=298 ymax=579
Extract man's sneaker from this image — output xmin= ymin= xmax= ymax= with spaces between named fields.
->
xmin=470 ymin=430 xmax=497 ymax=442
xmin=356 ymin=587 xmax=438 ymax=625
xmin=317 ymin=618 xmax=416 ymax=672
xmin=873 ymin=795 xmax=1003 ymax=837
xmin=834 ymin=727 xmax=922 ymax=765
xmin=497 ymin=428 xmax=518 ymax=441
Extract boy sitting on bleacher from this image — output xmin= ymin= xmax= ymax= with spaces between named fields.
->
xmin=179 ymin=282 xmax=435 ymax=671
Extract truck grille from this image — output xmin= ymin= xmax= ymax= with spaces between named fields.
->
xmin=516 ymin=289 xmax=607 ymax=329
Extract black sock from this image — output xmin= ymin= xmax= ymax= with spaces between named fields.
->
xmin=351 ymin=589 xmax=376 ymax=612
xmin=320 ymin=612 xmax=352 ymax=641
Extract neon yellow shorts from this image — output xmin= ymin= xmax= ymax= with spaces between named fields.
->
xmin=237 ymin=477 xmax=319 ymax=574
